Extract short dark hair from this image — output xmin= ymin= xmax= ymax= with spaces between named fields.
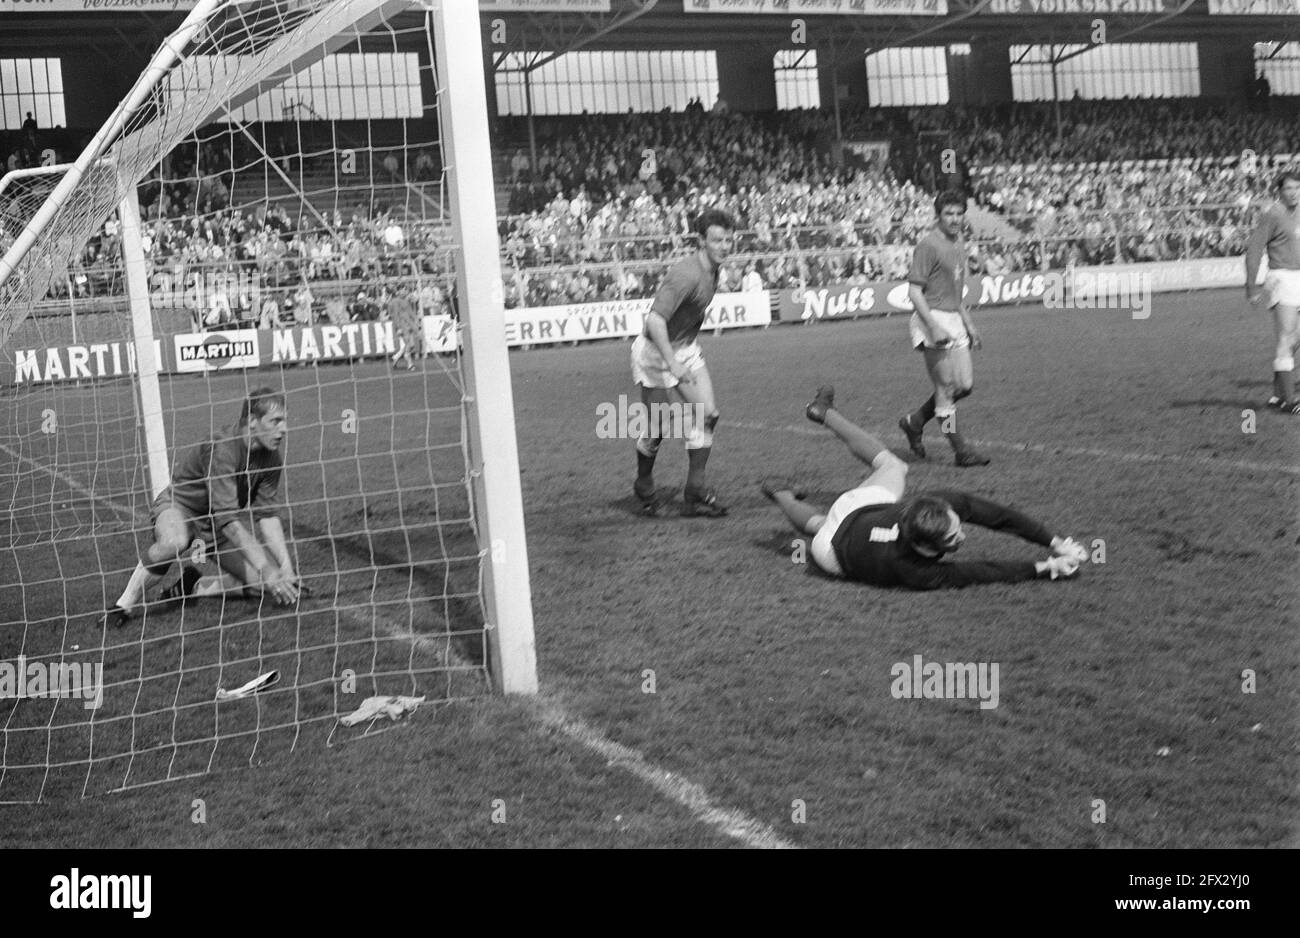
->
xmin=694 ymin=209 xmax=735 ymax=238
xmin=1276 ymin=169 xmax=1300 ymax=190
xmin=899 ymin=495 xmax=955 ymax=554
xmin=240 ymin=387 xmax=286 ymax=426
xmin=933 ymin=190 xmax=967 ymax=216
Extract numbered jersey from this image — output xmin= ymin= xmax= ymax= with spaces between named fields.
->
xmin=830 ymin=489 xmax=1053 ymax=589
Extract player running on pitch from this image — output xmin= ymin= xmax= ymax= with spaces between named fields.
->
xmin=898 ymin=190 xmax=990 ymax=466
xmin=100 ymin=387 xmax=300 ymax=627
xmin=762 ymin=386 xmax=1087 ymax=590
xmin=1245 ymin=169 xmax=1300 ymax=414
xmin=630 ymin=208 xmax=733 ymax=517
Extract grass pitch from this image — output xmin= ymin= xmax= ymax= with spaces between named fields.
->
xmin=2 ymin=286 xmax=1297 ymax=847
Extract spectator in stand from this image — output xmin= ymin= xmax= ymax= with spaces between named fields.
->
xmin=388 ymin=282 xmax=422 ymax=370
xmin=258 ymin=290 xmax=281 ymax=331
xmin=350 ymin=288 xmax=378 ymax=322
xmin=323 ymin=293 xmax=349 ymax=327
xmin=414 ymin=147 xmax=436 ymax=181
xmin=292 ymin=281 xmax=314 ymax=326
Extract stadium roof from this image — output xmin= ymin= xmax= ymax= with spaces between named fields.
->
xmin=1 ymin=1 xmax=1298 ymax=61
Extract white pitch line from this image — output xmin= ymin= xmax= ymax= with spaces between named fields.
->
xmin=729 ymin=419 xmax=1300 ymax=477
xmin=0 ymin=441 xmax=139 ymax=519
xmin=533 ymin=698 xmax=798 ymax=849
xmin=10 ymin=442 xmax=788 ymax=848
xmin=372 ymin=581 xmax=797 ymax=850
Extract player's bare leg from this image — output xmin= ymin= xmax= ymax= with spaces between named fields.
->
xmin=1269 ymin=303 xmax=1300 ymax=413
xmin=806 ymin=385 xmax=910 ymax=483
xmin=101 ymin=508 xmax=191 ymax=627
xmin=926 ymin=347 xmax=988 ymax=466
xmin=900 ymin=349 xmax=955 ymax=459
xmin=671 ymin=363 xmax=726 ymax=517
xmin=634 ymin=384 xmax=672 ymax=515
xmin=761 ymin=477 xmax=825 ymax=536
xmin=777 ymin=385 xmax=908 ymax=532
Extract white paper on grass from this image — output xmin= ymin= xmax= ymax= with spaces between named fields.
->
xmin=339 ymin=695 xmax=427 ymax=727
xmin=215 ymin=670 xmax=280 ymax=701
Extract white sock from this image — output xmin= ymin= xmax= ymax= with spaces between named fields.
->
xmin=116 ymin=562 xmax=161 ymax=612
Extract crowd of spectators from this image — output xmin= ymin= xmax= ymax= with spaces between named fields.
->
xmin=14 ymin=97 xmax=1300 ymax=316
xmin=947 ymin=99 xmax=1300 ymax=268
xmin=496 ymin=108 xmax=931 ymax=305
xmin=5 ymin=129 xmax=458 ymax=328
xmin=53 ymin=194 xmax=457 ymax=328
xmin=494 ymin=99 xmax=1300 ymax=302
xmin=971 ymin=156 xmax=1264 ymax=269
xmin=912 ymin=98 xmax=1300 ymax=166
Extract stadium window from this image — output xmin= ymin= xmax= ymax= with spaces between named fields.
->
xmin=169 ymin=53 xmax=422 ymax=122
xmin=774 ymin=50 xmax=820 ymax=110
xmin=1009 ymin=43 xmax=1199 ymax=101
xmin=0 ymin=58 xmax=67 ymax=130
xmin=1255 ymin=42 xmax=1300 ymax=96
xmin=864 ymin=47 xmax=949 ymax=108
xmin=493 ymin=50 xmax=720 ymax=116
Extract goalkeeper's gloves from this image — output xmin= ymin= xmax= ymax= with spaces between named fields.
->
xmin=1035 ymin=555 xmax=1080 ymax=580
xmin=1050 ymin=536 xmax=1088 ymax=565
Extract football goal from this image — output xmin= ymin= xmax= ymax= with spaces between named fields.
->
xmin=0 ymin=0 xmax=536 ymax=803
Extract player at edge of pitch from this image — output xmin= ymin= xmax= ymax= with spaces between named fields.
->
xmin=1245 ymin=168 xmax=1300 ymax=415
xmin=898 ymin=189 xmax=991 ymax=467
xmin=761 ymin=386 xmax=1088 ymax=590
xmin=629 ymin=208 xmax=734 ymax=518
xmin=99 ymin=387 xmax=301 ymax=628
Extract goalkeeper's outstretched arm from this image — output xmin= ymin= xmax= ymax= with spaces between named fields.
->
xmin=927 ymin=488 xmax=1089 ymax=579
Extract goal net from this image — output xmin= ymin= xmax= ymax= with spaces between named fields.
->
xmin=0 ymin=0 xmax=535 ymax=803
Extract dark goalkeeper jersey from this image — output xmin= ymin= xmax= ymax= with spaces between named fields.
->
xmin=829 ymin=489 xmax=1054 ymax=590
xmin=647 ymin=253 xmax=719 ymax=344
xmin=168 ymin=426 xmax=285 ymax=532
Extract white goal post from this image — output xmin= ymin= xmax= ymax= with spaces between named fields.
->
xmin=430 ymin=0 xmax=537 ymax=694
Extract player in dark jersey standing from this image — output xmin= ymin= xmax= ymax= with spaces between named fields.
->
xmin=761 ymin=386 xmax=1087 ymax=590
xmin=898 ymin=190 xmax=990 ymax=466
xmin=1245 ymin=169 xmax=1300 ymax=414
xmin=100 ymin=388 xmax=300 ymax=627
xmin=630 ymin=209 xmax=733 ymax=517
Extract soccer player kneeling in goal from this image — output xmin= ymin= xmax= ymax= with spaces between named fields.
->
xmin=761 ymin=386 xmax=1088 ymax=590
xmin=99 ymin=388 xmax=301 ymax=628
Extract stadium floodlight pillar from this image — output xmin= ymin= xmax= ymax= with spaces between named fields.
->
xmin=117 ymin=183 xmax=171 ymax=499
xmin=429 ymin=0 xmax=538 ymax=695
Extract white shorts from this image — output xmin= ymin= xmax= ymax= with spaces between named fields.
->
xmin=631 ymin=334 xmax=705 ymax=389
xmin=810 ymin=484 xmax=900 ymax=577
xmin=1266 ymin=269 xmax=1300 ymax=308
xmin=909 ymin=310 xmax=970 ymax=351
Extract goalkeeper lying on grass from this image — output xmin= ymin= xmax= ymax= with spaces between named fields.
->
xmin=100 ymin=387 xmax=301 ymax=628
xmin=761 ymin=386 xmax=1089 ymax=590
